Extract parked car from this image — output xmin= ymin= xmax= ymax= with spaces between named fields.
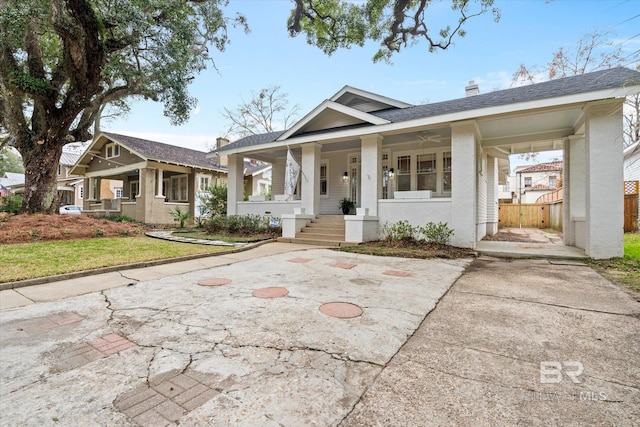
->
xmin=59 ymin=205 xmax=83 ymax=215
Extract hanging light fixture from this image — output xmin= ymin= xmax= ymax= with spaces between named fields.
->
xmin=342 ymin=172 xmax=349 ymax=182
xmin=389 ymin=168 xmax=395 ymax=179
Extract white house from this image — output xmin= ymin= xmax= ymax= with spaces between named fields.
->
xmin=514 ymin=161 xmax=563 ymax=204
xmin=215 ymin=67 xmax=640 ymax=259
xmin=624 ymin=142 xmax=639 ymax=182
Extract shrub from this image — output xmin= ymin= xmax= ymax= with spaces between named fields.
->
xmin=93 ymin=228 xmax=105 ymax=237
xmin=419 ymin=222 xmax=454 ymax=246
xmin=380 ymin=220 xmax=416 ymax=242
xmin=202 ymin=214 xmax=281 ymax=237
xmin=102 ymin=214 xmax=140 ymax=224
xmin=0 ymin=195 xmax=22 ymax=214
xmin=199 ymin=183 xmax=227 ymax=217
xmin=169 ymin=207 xmax=190 ymax=228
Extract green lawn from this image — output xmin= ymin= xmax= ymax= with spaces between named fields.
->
xmin=0 ymin=237 xmax=231 ymax=283
xmin=589 ymin=233 xmax=640 ymax=293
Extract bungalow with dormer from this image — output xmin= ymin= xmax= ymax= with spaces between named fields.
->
xmin=214 ymin=67 xmax=640 ymax=259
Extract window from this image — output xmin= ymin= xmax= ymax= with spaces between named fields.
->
xmin=549 ymin=175 xmax=557 ymax=188
xmin=114 ymin=188 xmax=123 ymax=199
xmin=319 ymin=163 xmax=328 ymax=196
xmin=417 ymin=153 xmax=437 ymax=191
xmin=79 ymin=185 xmax=84 ymax=199
xmin=199 ymin=176 xmax=210 ymax=191
xmin=106 ymin=143 xmax=120 ymax=159
xmin=130 ymin=181 xmax=139 ymax=201
xmin=394 ymin=150 xmax=452 ymax=196
xmin=88 ymin=178 xmax=98 ymax=200
xmin=170 ymin=175 xmax=188 ymax=201
xmin=397 ymin=155 xmax=411 ymax=191
xmin=524 ymin=177 xmax=532 ymax=187
xmin=443 ymin=152 xmax=452 ymax=193
xmin=57 ymin=164 xmax=62 ymax=176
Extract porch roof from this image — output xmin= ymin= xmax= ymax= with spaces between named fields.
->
xmin=218 ymin=67 xmax=640 ymax=155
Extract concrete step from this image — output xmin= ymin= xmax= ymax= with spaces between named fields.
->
xmin=295 ymin=232 xmax=344 ymax=240
xmin=304 ymin=224 xmax=345 ymax=232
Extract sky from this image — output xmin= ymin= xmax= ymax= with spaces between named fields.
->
xmin=106 ymin=0 xmax=640 ymax=171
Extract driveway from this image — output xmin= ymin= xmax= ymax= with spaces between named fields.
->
xmin=1 ymin=246 xmax=638 ymax=426
xmin=0 ymin=246 xmax=469 ymax=426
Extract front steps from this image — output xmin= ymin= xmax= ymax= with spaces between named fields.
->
xmin=277 ymin=215 xmax=357 ymax=247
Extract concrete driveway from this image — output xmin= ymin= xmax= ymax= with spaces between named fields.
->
xmin=1 ymin=245 xmax=638 ymax=426
xmin=0 ymin=245 xmax=469 ymax=426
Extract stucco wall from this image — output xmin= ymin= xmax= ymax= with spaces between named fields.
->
xmin=378 ymin=199 xmax=452 ymax=233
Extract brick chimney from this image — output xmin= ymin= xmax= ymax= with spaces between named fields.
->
xmin=465 ymin=80 xmax=479 ymax=97
xmin=216 ymin=137 xmax=229 ymax=167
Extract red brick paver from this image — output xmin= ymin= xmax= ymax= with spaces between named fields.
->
xmin=54 ymin=334 xmax=137 ymax=372
xmin=382 ymin=269 xmax=412 ymax=277
xmin=115 ymin=371 xmax=219 ymax=426
xmin=252 ymin=287 xmax=289 ymax=298
xmin=197 ymin=278 xmax=232 ymax=287
xmin=329 ymin=262 xmax=357 ymax=270
xmin=288 ymin=257 xmax=312 ymax=263
xmin=319 ymin=302 xmax=363 ymax=319
xmin=13 ymin=312 xmax=83 ymax=335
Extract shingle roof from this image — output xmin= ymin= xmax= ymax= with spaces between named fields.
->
xmin=528 ymin=184 xmax=557 ymax=191
xmin=102 ymin=132 xmax=224 ymax=171
xmin=219 ymin=67 xmax=640 ymax=152
xmin=518 ymin=161 xmax=563 ymax=173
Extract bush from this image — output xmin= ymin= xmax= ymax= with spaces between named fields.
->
xmin=380 ymin=220 xmax=416 ymax=242
xmin=202 ymin=214 xmax=281 ymax=237
xmin=419 ymin=222 xmax=454 ymax=246
xmin=102 ymin=214 xmax=140 ymax=224
xmin=380 ymin=220 xmax=454 ymax=246
xmin=168 ymin=207 xmax=190 ymax=228
xmin=199 ymin=184 xmax=227 ymax=217
xmin=0 ymin=195 xmax=22 ymax=214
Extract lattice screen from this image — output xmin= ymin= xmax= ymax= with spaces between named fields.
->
xmin=624 ymin=180 xmax=639 ymax=195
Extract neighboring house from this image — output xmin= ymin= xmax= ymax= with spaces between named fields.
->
xmin=215 ymin=67 xmax=640 ymax=259
xmin=245 ymin=161 xmax=272 ymax=198
xmin=624 ymin=142 xmax=639 ymax=182
xmin=0 ymin=172 xmax=25 ymax=196
xmin=513 ymin=161 xmax=563 ymax=204
xmin=624 ymin=141 xmax=640 ymax=225
xmin=71 ymin=132 xmax=228 ymax=224
xmin=0 ymin=154 xmax=85 ymax=206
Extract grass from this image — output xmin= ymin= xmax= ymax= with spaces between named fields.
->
xmin=588 ymin=233 xmax=640 ymax=294
xmin=0 ymin=236 xmax=231 ymax=283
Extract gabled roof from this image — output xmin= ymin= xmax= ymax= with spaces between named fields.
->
xmin=60 ymin=151 xmax=80 ymax=166
xmin=219 ymin=67 xmax=640 ymax=154
xmin=74 ymin=132 xmax=224 ymax=172
xmin=624 ymin=141 xmax=639 ymax=160
xmin=330 ymin=85 xmax=412 ymax=110
xmin=0 ymin=172 xmax=25 ymax=186
xmin=518 ymin=161 xmax=563 ymax=174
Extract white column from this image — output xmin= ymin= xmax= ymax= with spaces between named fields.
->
xmin=156 ymin=168 xmax=164 ymax=197
xmin=227 ymin=154 xmax=244 ymax=216
xmin=564 ymin=135 xmax=586 ymax=247
xmin=584 ymin=99 xmax=624 ymax=258
xmin=301 ymin=143 xmax=321 ymax=216
xmin=360 ymin=134 xmax=383 ymax=216
xmin=450 ymin=121 xmax=478 ymax=248
xmin=486 ymin=155 xmax=498 ymax=236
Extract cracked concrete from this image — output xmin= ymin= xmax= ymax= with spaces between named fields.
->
xmin=341 ymin=257 xmax=640 ymax=427
xmin=0 ymin=247 xmax=468 ymax=426
xmin=2 ymin=247 xmax=638 ymax=426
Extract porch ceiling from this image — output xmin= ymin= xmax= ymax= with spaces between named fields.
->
xmin=242 ymin=104 xmax=583 ymax=162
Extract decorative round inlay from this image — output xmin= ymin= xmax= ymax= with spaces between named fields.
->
xmin=319 ymin=302 xmax=363 ymax=319
xmin=197 ymin=278 xmax=232 ymax=287
xmin=252 ymin=287 xmax=289 ymax=298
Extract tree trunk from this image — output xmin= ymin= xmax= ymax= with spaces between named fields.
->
xmin=21 ymin=142 xmax=64 ymax=214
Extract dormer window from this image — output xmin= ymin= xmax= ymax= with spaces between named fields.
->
xmin=106 ymin=143 xmax=120 ymax=159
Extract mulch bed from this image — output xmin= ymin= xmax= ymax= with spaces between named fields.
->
xmin=0 ymin=214 xmax=148 ymax=244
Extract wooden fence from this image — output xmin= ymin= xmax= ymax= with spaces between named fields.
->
xmin=499 ymin=203 xmax=550 ymax=228
xmin=625 ymin=180 xmax=639 ymax=232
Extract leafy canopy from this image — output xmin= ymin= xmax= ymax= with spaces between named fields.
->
xmin=288 ymin=0 xmax=500 ymax=62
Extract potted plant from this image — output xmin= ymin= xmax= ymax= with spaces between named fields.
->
xmin=338 ymin=197 xmax=355 ymax=215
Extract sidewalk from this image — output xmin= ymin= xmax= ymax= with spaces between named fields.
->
xmin=0 ymin=242 xmax=321 ymax=310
